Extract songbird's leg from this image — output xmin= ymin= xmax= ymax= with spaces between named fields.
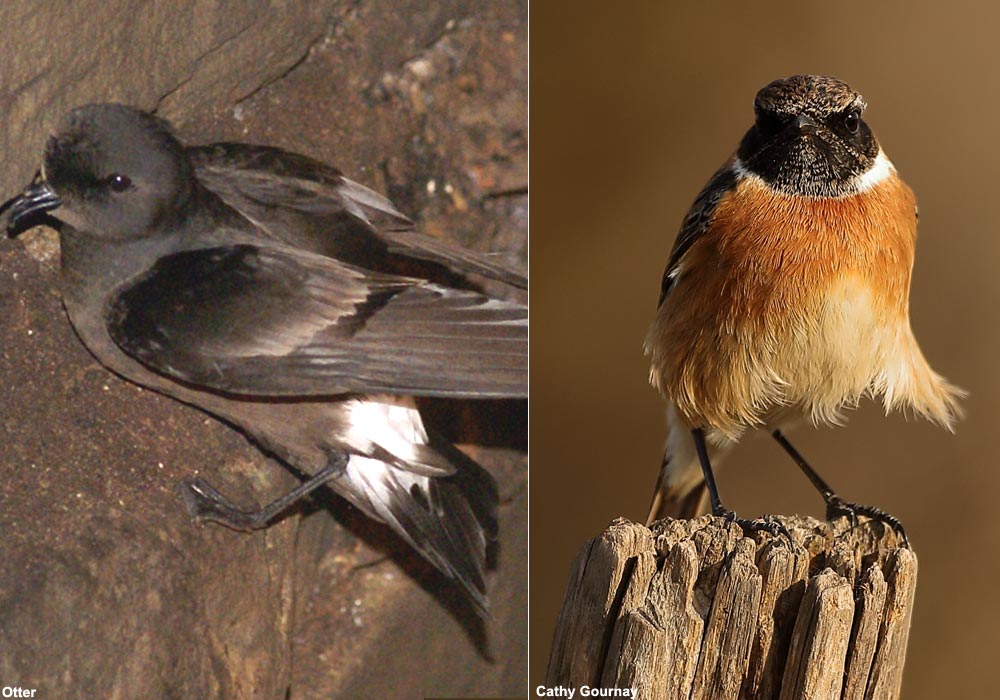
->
xmin=692 ymin=428 xmax=791 ymax=540
xmin=182 ymin=453 xmax=349 ymax=531
xmin=771 ymin=430 xmax=909 ymax=547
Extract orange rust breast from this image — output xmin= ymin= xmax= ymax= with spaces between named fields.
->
xmin=647 ymin=170 xmax=919 ymax=434
xmin=708 ymin=172 xmax=916 ymax=315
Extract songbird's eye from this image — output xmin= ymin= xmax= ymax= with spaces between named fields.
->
xmin=754 ymin=110 xmax=785 ymax=138
xmin=843 ymin=110 xmax=860 ymax=134
xmin=107 ymin=174 xmax=132 ymax=192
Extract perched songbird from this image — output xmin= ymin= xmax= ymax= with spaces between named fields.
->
xmin=5 ymin=103 xmax=527 ymax=616
xmin=644 ymin=75 xmax=961 ymax=540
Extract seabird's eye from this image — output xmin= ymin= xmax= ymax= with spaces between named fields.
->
xmin=843 ymin=110 xmax=860 ymax=134
xmin=107 ymin=174 xmax=132 ymax=192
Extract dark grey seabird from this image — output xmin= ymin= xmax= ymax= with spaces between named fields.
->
xmin=6 ymin=103 xmax=527 ymax=616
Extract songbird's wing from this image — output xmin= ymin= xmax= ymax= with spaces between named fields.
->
xmin=657 ymin=164 xmax=738 ymax=305
xmin=106 ymin=243 xmax=527 ymax=399
xmin=188 ymin=143 xmax=527 ymax=289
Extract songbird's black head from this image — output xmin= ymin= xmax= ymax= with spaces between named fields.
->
xmin=8 ymin=104 xmax=192 ymax=240
xmin=736 ymin=75 xmax=882 ymax=197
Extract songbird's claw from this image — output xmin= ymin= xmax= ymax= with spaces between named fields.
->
xmin=716 ymin=510 xmax=793 ymax=543
xmin=826 ymin=495 xmax=909 ymax=548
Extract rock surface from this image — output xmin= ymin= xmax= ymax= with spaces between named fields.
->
xmin=0 ymin=2 xmax=331 ymax=193
xmin=0 ymin=2 xmax=527 ymax=697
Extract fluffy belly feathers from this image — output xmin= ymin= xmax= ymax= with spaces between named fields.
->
xmin=646 ymin=173 xmax=961 ymax=438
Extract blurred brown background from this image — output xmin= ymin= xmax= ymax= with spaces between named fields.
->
xmin=530 ymin=1 xmax=997 ymax=695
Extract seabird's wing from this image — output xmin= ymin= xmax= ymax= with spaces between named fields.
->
xmin=106 ymin=244 xmax=527 ymax=399
xmin=189 ymin=143 xmax=527 ymax=289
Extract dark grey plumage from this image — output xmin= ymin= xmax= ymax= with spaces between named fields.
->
xmin=6 ymin=103 xmax=527 ymax=616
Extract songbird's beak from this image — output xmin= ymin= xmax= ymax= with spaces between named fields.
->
xmin=6 ymin=177 xmax=61 ymax=237
xmin=793 ymin=114 xmax=819 ymax=133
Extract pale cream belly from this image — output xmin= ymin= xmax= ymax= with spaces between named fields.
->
xmin=767 ymin=274 xmax=895 ymax=427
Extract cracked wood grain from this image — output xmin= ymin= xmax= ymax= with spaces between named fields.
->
xmin=546 ymin=515 xmax=916 ymax=700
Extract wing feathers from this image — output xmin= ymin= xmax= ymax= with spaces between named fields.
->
xmin=189 ymin=142 xmax=526 ymax=288
xmin=108 ymin=245 xmax=527 ymax=398
xmin=339 ymin=453 xmax=496 ymax=616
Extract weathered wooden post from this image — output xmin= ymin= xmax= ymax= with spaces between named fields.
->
xmin=545 ymin=515 xmax=916 ymax=700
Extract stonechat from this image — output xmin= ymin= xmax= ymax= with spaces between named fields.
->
xmin=644 ymin=75 xmax=963 ymax=542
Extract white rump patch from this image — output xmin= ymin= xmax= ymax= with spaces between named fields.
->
xmin=344 ymin=398 xmax=429 ymax=463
